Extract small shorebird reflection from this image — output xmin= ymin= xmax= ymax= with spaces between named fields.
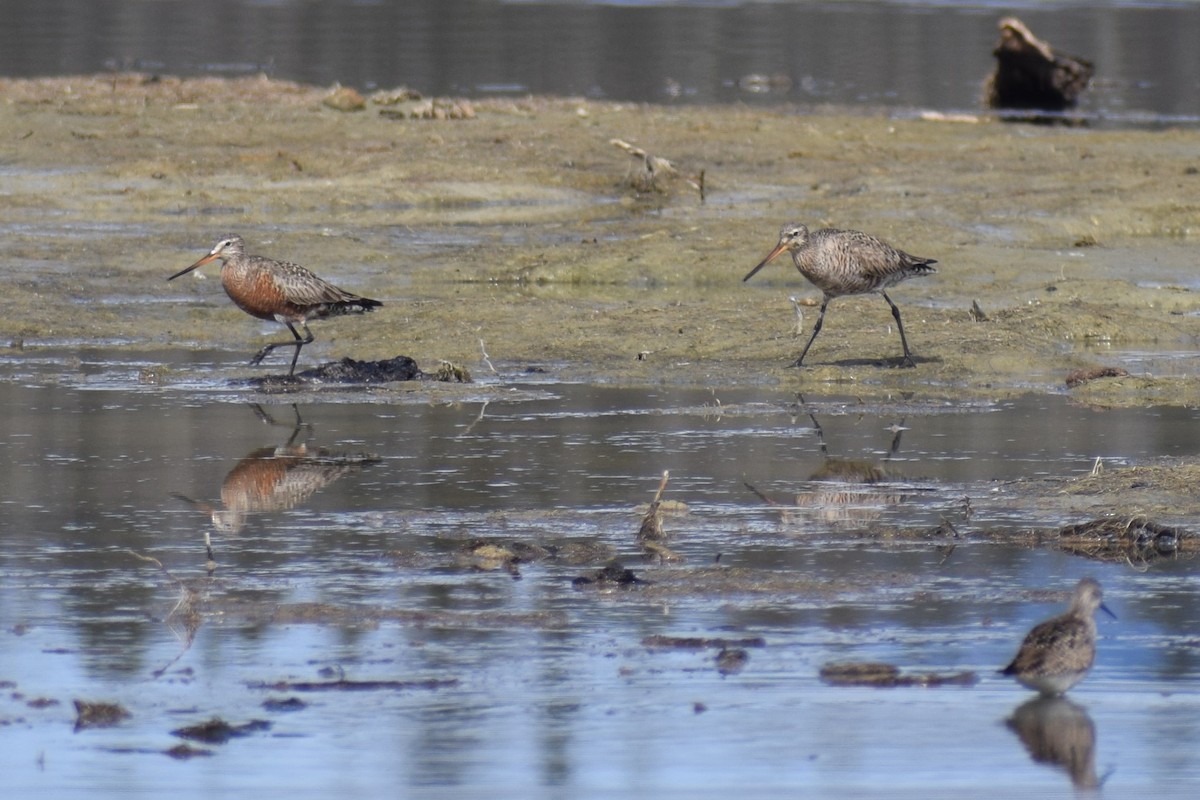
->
xmin=174 ymin=405 xmax=380 ymax=562
xmin=1006 ymin=696 xmax=1102 ymax=790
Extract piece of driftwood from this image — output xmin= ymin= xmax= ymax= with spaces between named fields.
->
xmin=985 ymin=18 xmax=1093 ymax=115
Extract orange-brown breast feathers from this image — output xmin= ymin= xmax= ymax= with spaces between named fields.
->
xmin=221 ymin=255 xmax=380 ymax=323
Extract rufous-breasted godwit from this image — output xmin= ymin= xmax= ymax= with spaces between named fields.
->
xmin=168 ymin=234 xmax=382 ymax=375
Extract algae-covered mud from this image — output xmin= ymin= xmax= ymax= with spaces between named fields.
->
xmin=2 ymin=74 xmax=1199 ymax=403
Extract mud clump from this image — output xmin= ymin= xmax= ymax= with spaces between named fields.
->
xmin=641 ymin=635 xmax=767 ymax=650
xmin=249 ymin=354 xmax=464 ymax=389
xmin=73 ymin=700 xmax=131 ymax=730
xmin=715 ymin=648 xmax=750 ymax=676
xmin=250 ymin=677 xmax=459 ymax=692
xmin=295 ymin=355 xmax=423 ymax=383
xmin=1057 ymin=516 xmax=1188 ymax=563
xmin=171 ymin=717 xmax=272 ymax=744
xmin=262 ymin=697 xmax=308 ymax=712
xmin=1065 ymin=366 xmax=1130 ymax=388
xmin=573 ymin=560 xmax=642 ymax=588
xmin=819 ymin=661 xmax=978 ymax=688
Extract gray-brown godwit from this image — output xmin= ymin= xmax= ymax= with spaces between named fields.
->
xmin=168 ymin=234 xmax=382 ymax=376
xmin=1001 ymin=577 xmax=1116 ymax=695
xmin=744 ymin=223 xmax=936 ymax=367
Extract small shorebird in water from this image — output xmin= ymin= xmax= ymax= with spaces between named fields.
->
xmin=168 ymin=235 xmax=382 ymax=376
xmin=744 ymin=223 xmax=936 ymax=367
xmin=1001 ymin=577 xmax=1116 ymax=695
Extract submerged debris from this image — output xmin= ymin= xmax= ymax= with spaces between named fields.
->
xmin=819 ymin=661 xmax=978 ymax=688
xmin=171 ymin=718 xmax=271 ymax=744
xmin=249 ymin=678 xmax=460 ymax=693
xmin=642 ymin=635 xmax=767 ymax=650
xmin=165 ymin=743 xmax=214 ymax=760
xmin=459 ymin=541 xmax=524 ymax=576
xmin=984 ymin=18 xmax=1094 ymax=117
xmin=715 ymin=648 xmax=750 ymax=676
xmin=73 ymin=700 xmax=131 ymax=730
xmin=573 ymin=559 xmax=642 ymax=589
xmin=262 ymin=697 xmax=308 ymax=712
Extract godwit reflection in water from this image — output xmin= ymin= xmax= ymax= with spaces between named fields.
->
xmin=746 ymin=412 xmax=917 ymax=525
xmin=1006 ymin=696 xmax=1104 ymax=791
xmin=174 ymin=405 xmax=380 ymax=563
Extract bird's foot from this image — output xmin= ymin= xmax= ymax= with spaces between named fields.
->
xmin=249 ymin=348 xmax=273 ymax=366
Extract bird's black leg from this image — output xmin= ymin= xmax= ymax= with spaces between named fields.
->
xmin=250 ymin=322 xmax=313 ymax=376
xmin=882 ymin=291 xmax=915 ymax=368
xmin=792 ymin=298 xmax=829 ymax=367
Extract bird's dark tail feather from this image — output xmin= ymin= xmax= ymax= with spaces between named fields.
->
xmin=326 ymin=297 xmax=383 ymax=317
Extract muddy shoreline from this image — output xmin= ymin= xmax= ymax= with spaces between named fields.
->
xmin=0 ymin=73 xmax=1196 ymax=402
xmin=3 ymin=74 xmax=1200 ymax=513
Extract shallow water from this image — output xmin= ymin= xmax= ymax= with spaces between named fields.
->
xmin=1 ymin=351 xmax=1198 ymax=797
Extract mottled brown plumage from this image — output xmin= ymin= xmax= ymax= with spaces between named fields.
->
xmin=168 ymin=234 xmax=382 ymax=375
xmin=1001 ymin=577 xmax=1115 ymax=695
xmin=744 ymin=223 xmax=936 ymax=367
